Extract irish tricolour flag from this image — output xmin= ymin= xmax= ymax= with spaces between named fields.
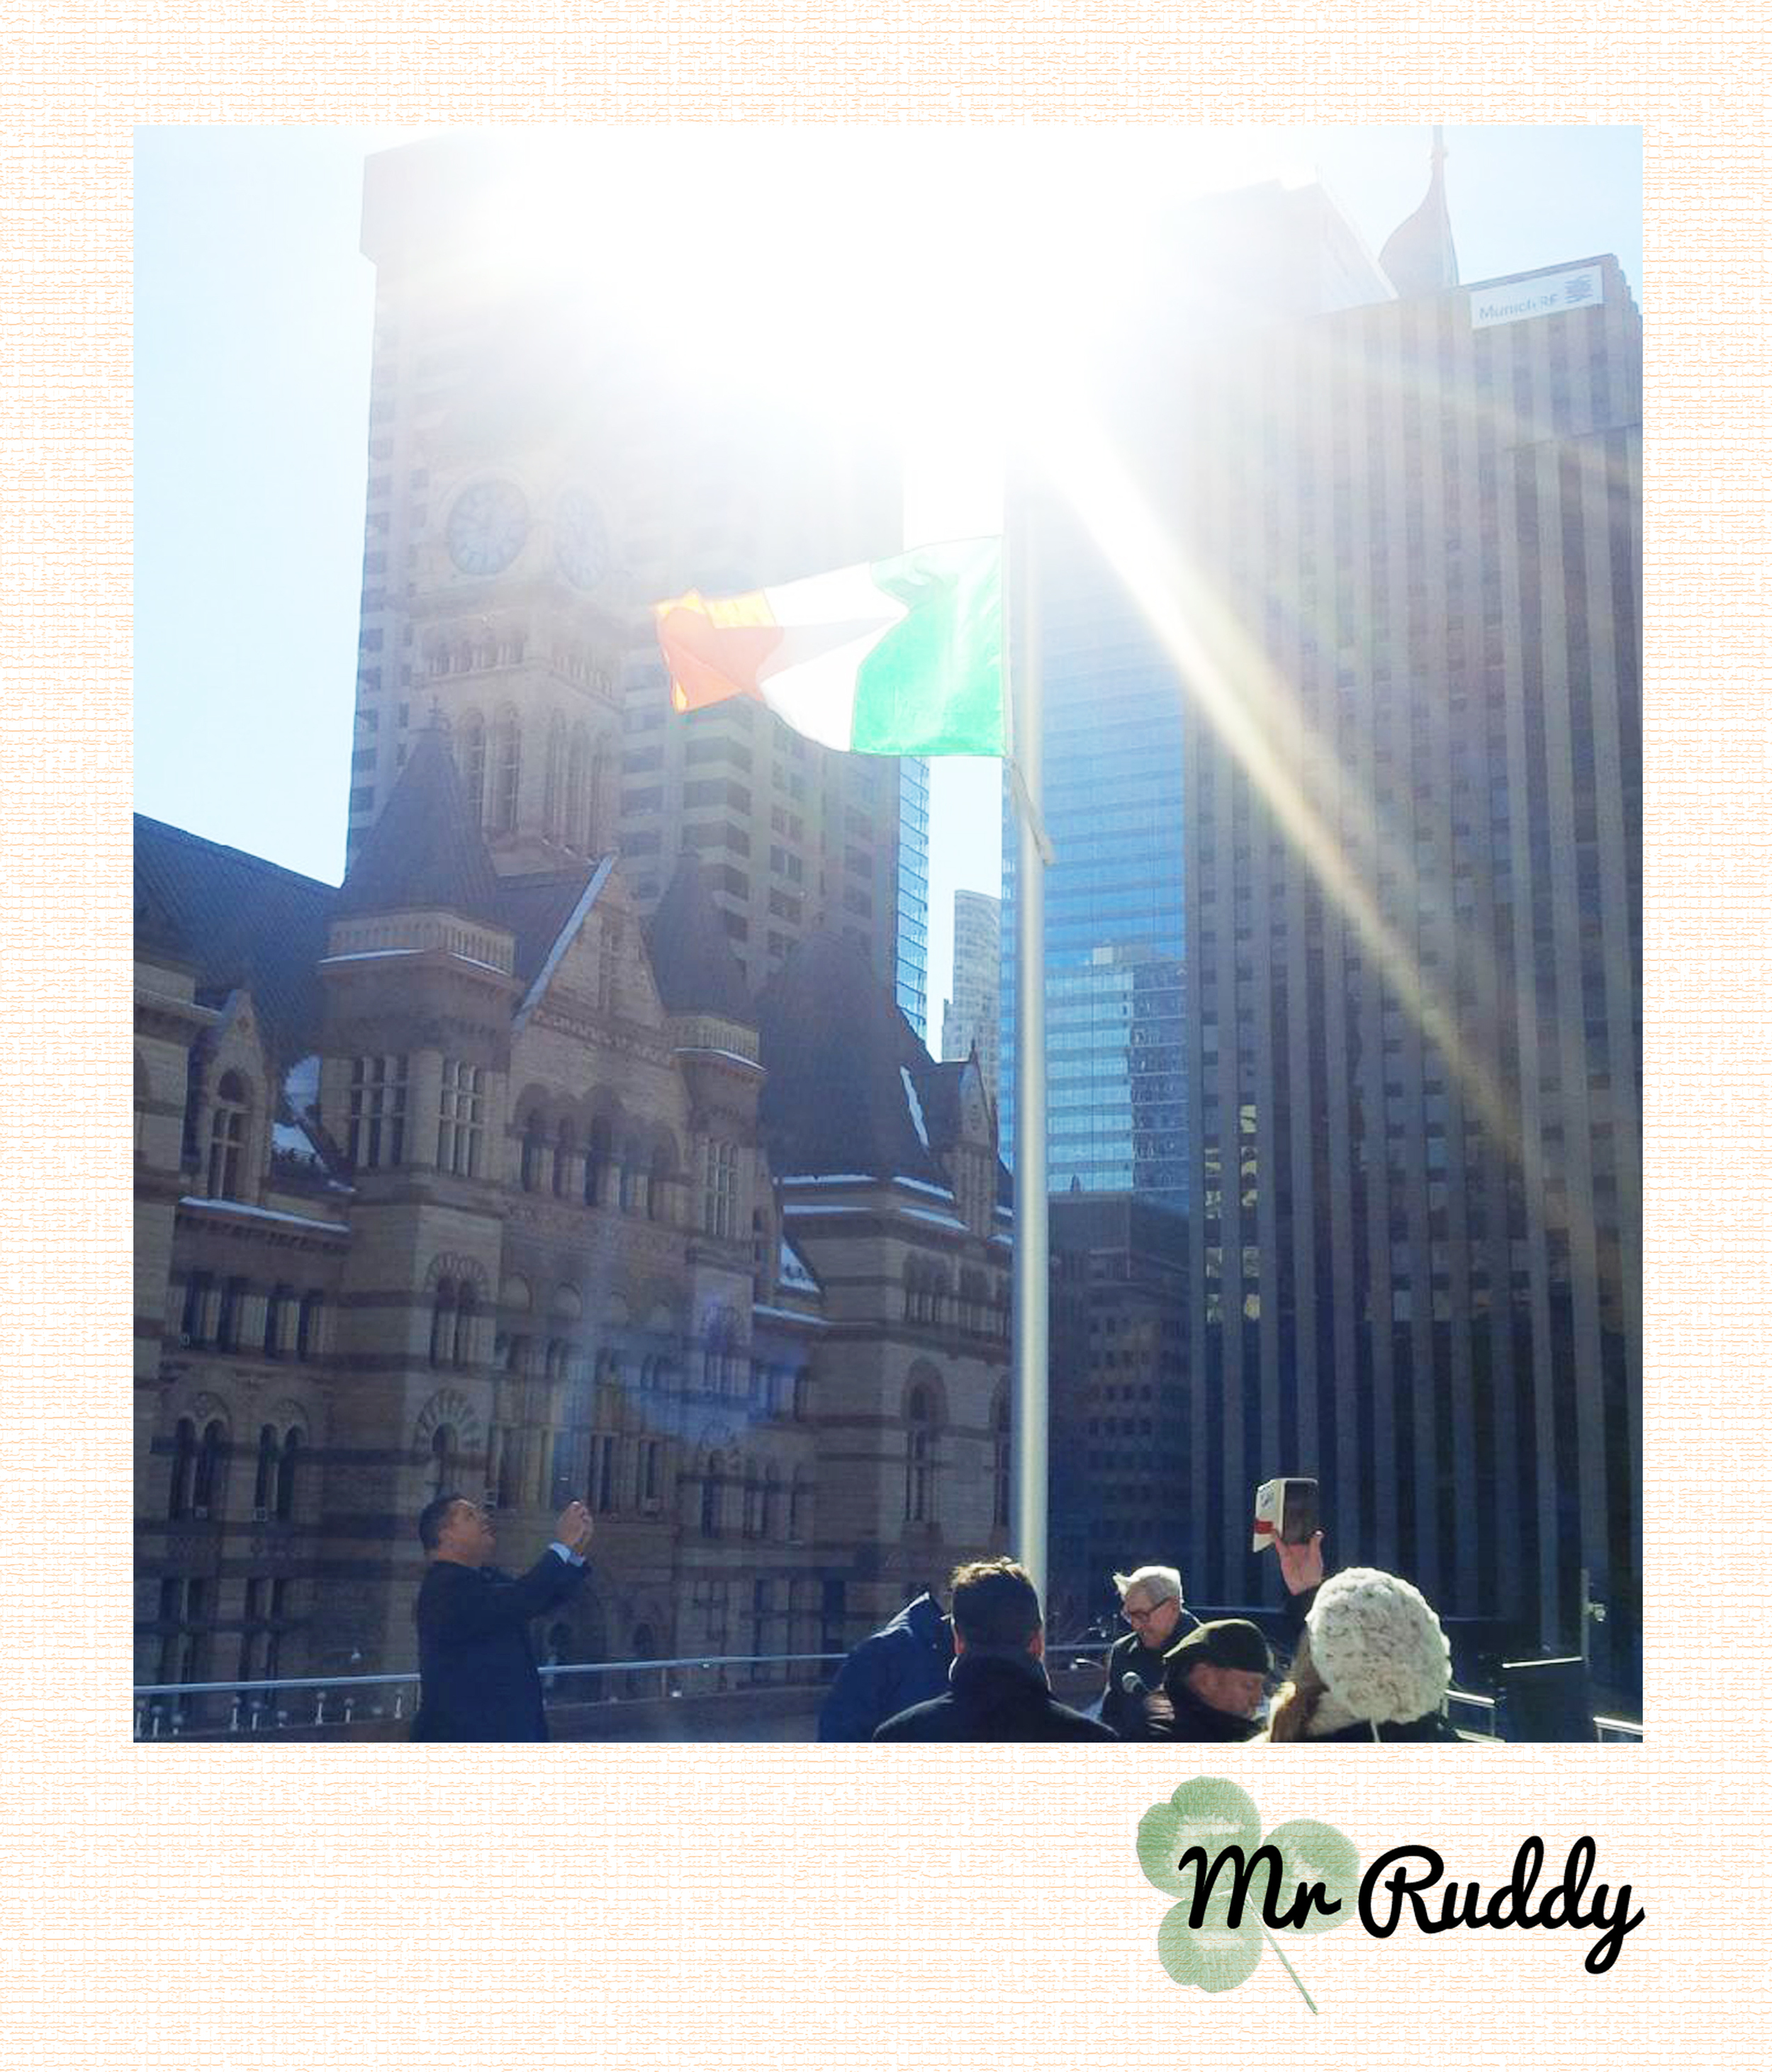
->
xmin=653 ymin=537 xmax=1002 ymax=758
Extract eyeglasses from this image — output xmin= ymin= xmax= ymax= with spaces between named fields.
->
xmin=1123 ymin=1604 xmax=1158 ymax=1623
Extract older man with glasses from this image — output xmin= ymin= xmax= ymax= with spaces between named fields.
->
xmin=1101 ymin=1565 xmax=1197 ymax=1740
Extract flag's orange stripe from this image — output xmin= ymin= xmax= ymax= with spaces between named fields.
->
xmin=655 ymin=595 xmax=785 ymax=714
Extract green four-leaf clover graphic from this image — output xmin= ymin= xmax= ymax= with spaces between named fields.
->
xmin=1136 ymin=1778 xmax=1361 ymax=2011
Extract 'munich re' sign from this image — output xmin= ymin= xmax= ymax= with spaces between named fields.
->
xmin=1470 ymin=264 xmax=1605 ymax=329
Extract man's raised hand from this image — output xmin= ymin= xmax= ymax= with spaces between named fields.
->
xmin=555 ymin=1499 xmax=594 ymax=1555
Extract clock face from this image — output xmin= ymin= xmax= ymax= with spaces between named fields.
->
xmin=554 ymin=487 xmax=611 ymax=592
xmin=447 ymin=479 xmax=529 ymax=578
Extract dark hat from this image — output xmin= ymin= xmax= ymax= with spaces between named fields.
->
xmin=1162 ymin=1618 xmax=1272 ymax=1677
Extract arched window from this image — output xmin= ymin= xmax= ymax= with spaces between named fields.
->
xmin=566 ymin=724 xmax=589 ymax=853
xmin=584 ymin=1115 xmax=612 ymax=1206
xmin=430 ymin=1423 xmax=459 ymax=1497
xmin=253 ymin=1424 xmax=279 ymax=1515
xmin=763 ymin=1464 xmax=782 ymax=1541
xmin=206 ymin=1070 xmax=249 ymax=1198
xmin=904 ymin=1386 xmax=933 ymax=1524
xmin=520 ymin=1114 xmax=546 ymax=1192
xmin=552 ymin=1120 xmax=575 ymax=1198
xmin=492 ymin=711 xmax=520 ymax=835
xmin=167 ymin=1417 xmax=197 ymax=1520
xmin=430 ymin=1278 xmax=456 ymax=1367
xmin=587 ymin=744 xmax=608 ymax=851
xmin=543 ymin=714 xmax=566 ymax=839
xmin=452 ymin=1288 xmax=477 ymax=1369
xmin=993 ymin=1391 xmax=1011 ymax=1528
xmin=193 ymin=1418 xmax=228 ymax=1520
xmin=459 ymin=710 xmax=488 ymax=823
xmin=646 ymin=1144 xmax=671 ymax=1222
xmin=275 ymin=1431 xmax=301 ymax=1521
xmin=701 ymin=1453 xmax=723 ymax=1538
xmin=788 ymin=1467 xmax=809 ymax=1543
xmin=702 ymin=1139 xmax=736 ymax=1238
xmin=489 ymin=1425 xmax=517 ymax=1509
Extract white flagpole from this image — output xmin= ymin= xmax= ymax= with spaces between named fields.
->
xmin=1007 ymin=479 xmax=1050 ymax=1609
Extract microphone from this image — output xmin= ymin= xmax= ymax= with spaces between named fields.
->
xmin=1121 ymin=1671 xmax=1150 ymax=1696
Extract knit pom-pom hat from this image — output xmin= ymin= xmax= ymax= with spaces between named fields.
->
xmin=1305 ymin=1568 xmax=1452 ymax=1724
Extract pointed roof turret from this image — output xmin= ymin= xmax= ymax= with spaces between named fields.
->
xmin=1379 ymin=125 xmax=1459 ymax=298
xmin=335 ymin=718 xmax=503 ymax=922
xmin=644 ymin=851 xmax=756 ymax=1025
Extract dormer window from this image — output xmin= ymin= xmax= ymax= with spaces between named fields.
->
xmin=206 ymin=1071 xmax=250 ymax=1198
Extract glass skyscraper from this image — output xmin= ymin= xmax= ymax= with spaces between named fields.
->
xmin=999 ymin=500 xmax=1189 ymax=1207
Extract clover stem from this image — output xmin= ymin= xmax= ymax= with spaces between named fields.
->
xmin=1262 ymin=1930 xmax=1317 ymax=2015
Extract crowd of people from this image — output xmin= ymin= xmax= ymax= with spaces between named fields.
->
xmin=403 ymin=1486 xmax=1467 ymax=1745
xmin=820 ymin=1529 xmax=1468 ymax=1745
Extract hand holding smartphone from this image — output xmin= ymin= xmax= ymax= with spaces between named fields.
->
xmin=1252 ymin=1475 xmax=1318 ymax=1551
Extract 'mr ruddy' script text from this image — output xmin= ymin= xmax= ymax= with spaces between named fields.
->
xmin=1177 ymin=1834 xmax=1643 ymax=1974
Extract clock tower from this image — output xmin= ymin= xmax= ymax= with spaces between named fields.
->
xmin=408 ymin=422 xmax=627 ymax=874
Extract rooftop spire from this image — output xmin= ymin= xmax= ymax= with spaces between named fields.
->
xmin=1379 ymin=125 xmax=1459 ymax=298
xmin=335 ymin=719 xmax=503 ymax=922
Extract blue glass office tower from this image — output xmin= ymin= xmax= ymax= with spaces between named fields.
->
xmin=1000 ymin=181 xmax=1401 ymax=1215
xmin=999 ymin=504 xmax=1189 ymax=1208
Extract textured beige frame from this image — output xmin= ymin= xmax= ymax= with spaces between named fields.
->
xmin=7 ymin=18 xmax=1766 ymax=2066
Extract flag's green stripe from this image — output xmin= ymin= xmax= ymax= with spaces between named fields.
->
xmin=849 ymin=539 xmax=1003 ymax=756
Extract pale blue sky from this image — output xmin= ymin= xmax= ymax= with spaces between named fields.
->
xmin=135 ymin=124 xmax=1641 ymax=1041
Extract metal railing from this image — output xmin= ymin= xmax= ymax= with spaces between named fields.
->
xmin=133 ymin=1651 xmax=846 ymax=1740
xmin=133 ymin=1650 xmax=1644 ymax=1743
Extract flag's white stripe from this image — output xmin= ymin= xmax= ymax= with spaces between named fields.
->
xmin=751 ymin=564 xmax=907 ymax=749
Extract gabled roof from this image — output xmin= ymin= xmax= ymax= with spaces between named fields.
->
xmin=134 ymin=816 xmax=335 ymax=1066
xmin=757 ymin=931 xmax=947 ymax=1188
xmin=644 ymin=853 xmax=756 ymax=1025
xmin=495 ymin=864 xmax=611 ymax=989
xmin=335 ymin=722 xmax=503 ymax=924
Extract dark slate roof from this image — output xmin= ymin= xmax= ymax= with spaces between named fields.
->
xmin=335 ymin=723 xmax=503 ymax=923
xmin=134 ymin=816 xmax=335 ymax=1067
xmin=757 ymin=932 xmax=947 ymax=1188
xmin=494 ymin=865 xmax=608 ymax=988
xmin=644 ymin=854 xmax=756 ymax=1025
xmin=905 ymin=1057 xmax=965 ymax=1150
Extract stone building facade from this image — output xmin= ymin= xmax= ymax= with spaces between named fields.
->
xmin=135 ymin=727 xmax=1009 ymax=1701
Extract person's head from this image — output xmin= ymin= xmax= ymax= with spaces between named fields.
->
xmin=1267 ymin=1569 xmax=1451 ymax=1739
xmin=947 ymin=1558 xmax=1043 ymax=1658
xmin=418 ymin=1492 xmax=495 ymax=1565
xmin=1163 ymin=1618 xmax=1272 ymax=1720
xmin=1303 ymin=1567 xmax=1451 ymax=1725
xmin=1113 ymin=1564 xmax=1186 ymax=1650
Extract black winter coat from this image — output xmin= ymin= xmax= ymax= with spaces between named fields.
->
xmin=817 ymin=1593 xmax=953 ymax=1741
xmin=874 ymin=1650 xmax=1118 ymax=1742
xmin=410 ymin=1551 xmax=585 ymax=1742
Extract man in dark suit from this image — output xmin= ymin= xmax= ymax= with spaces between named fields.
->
xmin=873 ymin=1559 xmax=1117 ymax=1742
xmin=410 ymin=1492 xmax=593 ymax=1741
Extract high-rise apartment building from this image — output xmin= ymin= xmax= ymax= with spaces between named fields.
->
xmin=347 ymin=136 xmax=920 ymax=1013
xmin=1004 ymin=179 xmax=1642 ymax=1692
xmin=940 ymin=888 xmax=1002 ymax=1111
